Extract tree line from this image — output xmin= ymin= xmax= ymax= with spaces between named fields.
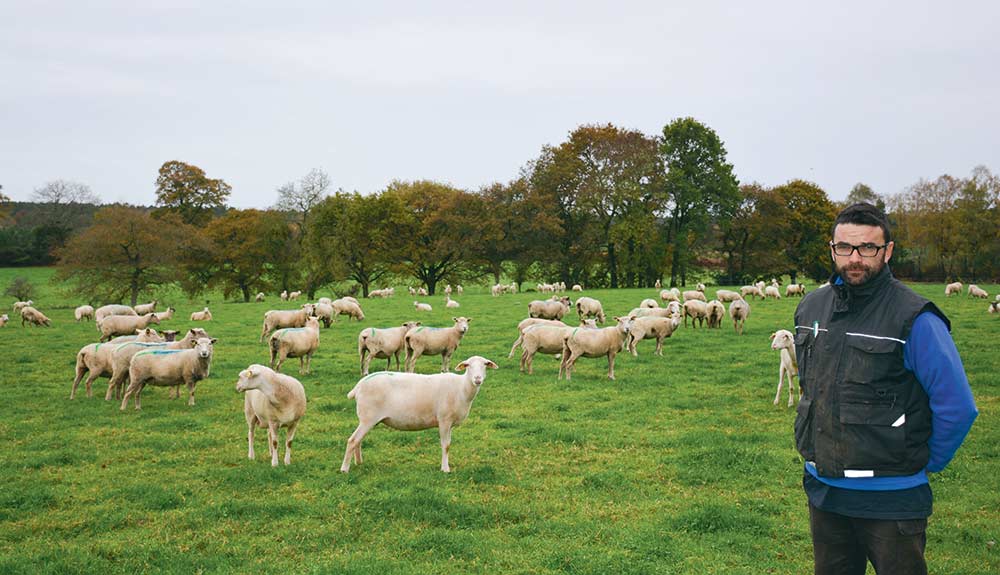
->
xmin=2 ymin=119 xmax=998 ymax=305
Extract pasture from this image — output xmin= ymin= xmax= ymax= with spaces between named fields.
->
xmin=0 ymin=267 xmax=997 ymax=574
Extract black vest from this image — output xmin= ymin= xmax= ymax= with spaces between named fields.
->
xmin=792 ymin=267 xmax=948 ymax=478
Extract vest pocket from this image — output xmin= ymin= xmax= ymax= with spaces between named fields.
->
xmin=844 ymin=336 xmax=901 ymax=384
xmin=794 ymin=398 xmax=814 ymax=460
xmin=838 ymin=403 xmax=906 ymax=469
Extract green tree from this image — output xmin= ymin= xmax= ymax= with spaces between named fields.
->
xmin=199 ymin=209 xmax=288 ymax=302
xmin=4 ymin=277 xmax=34 ymax=301
xmin=772 ymin=180 xmax=839 ymax=283
xmin=845 ymin=183 xmax=885 ymax=212
xmin=955 ymin=166 xmax=1000 ymax=281
xmin=154 ymin=161 xmax=231 ymax=226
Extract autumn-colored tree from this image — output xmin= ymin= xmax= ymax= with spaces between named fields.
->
xmin=55 ymin=206 xmax=195 ymax=305
xmin=771 ymin=180 xmax=839 ymax=283
xmin=955 ymin=166 xmax=1000 ymax=281
xmin=845 ymin=183 xmax=884 ymax=212
xmin=198 ymin=209 xmax=288 ymax=302
xmin=154 ymin=161 xmax=231 ymax=225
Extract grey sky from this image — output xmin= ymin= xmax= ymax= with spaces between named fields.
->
xmin=2 ymin=1 xmax=998 ymax=208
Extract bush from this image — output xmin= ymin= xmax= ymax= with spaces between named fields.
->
xmin=4 ymin=277 xmax=35 ymax=301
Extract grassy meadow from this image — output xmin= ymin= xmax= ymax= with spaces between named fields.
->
xmin=0 ymin=267 xmax=997 ymax=574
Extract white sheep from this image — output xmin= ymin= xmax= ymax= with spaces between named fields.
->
xmin=134 ymin=300 xmax=157 ymax=315
xmin=236 ymin=364 xmax=307 ymax=466
xmin=572 ymin=284 xmax=583 ymax=291
xmin=260 ymin=304 xmax=317 ymax=342
xmin=288 ymin=290 xmax=302 ymax=300
xmin=12 ymin=300 xmax=33 ymax=313
xmin=770 ymin=329 xmax=800 ymax=407
xmin=414 ymin=301 xmax=433 ymax=312
xmin=715 ymin=289 xmax=742 ymax=303
xmin=740 ymin=285 xmax=764 ymax=300
xmin=968 ymin=284 xmax=989 ymax=299
xmin=417 ymin=287 xmax=429 ymax=296
xmin=755 ymin=280 xmax=766 ymax=293
xmin=697 ymin=282 xmax=706 ymax=292
xmin=312 ymin=302 xmax=334 ymax=328
xmin=358 ymin=321 xmax=423 ymax=375
xmin=528 ymin=296 xmax=571 ymax=320
xmin=0 ymin=314 xmax=7 ymax=327
xmin=190 ymin=307 xmax=212 ymax=321
xmin=341 ymin=355 xmax=498 ymax=473
xmin=120 ymin=337 xmax=217 ymax=410
xmin=456 ymin=285 xmax=463 ymax=295
xmin=281 ymin=290 xmax=289 ymax=301
xmin=682 ymin=300 xmax=709 ymax=328
xmin=559 ymin=316 xmax=632 ymax=380
xmin=445 ymin=296 xmax=460 ymax=309
xmin=94 ymin=304 xmax=136 ymax=323
xmin=728 ymin=299 xmax=751 ymax=335
xmin=626 ymin=315 xmax=679 ymax=356
xmin=255 ymin=292 xmax=265 ymax=302
xmin=785 ymin=284 xmax=806 ymax=297
xmin=444 ymin=284 xmax=452 ymax=296
xmin=764 ymin=285 xmax=781 ymax=299
xmin=268 ymin=316 xmax=320 ymax=374
xmin=659 ymin=289 xmax=679 ymax=302
xmin=509 ymin=318 xmax=570 ymax=359
xmin=70 ymin=328 xmax=164 ymax=399
xmin=654 ymin=279 xmax=662 ymax=289
xmin=682 ymin=290 xmax=707 ymax=302
xmin=153 ymin=307 xmax=175 ymax=322
xmin=104 ymin=328 xmax=210 ymax=401
xmin=97 ymin=312 xmax=160 ymax=341
xmin=627 ymin=306 xmax=678 ymax=320
xmin=575 ymin=296 xmax=606 ymax=324
xmin=20 ymin=306 xmax=52 ymax=327
xmin=519 ymin=324 xmax=577 ymax=374
xmin=640 ymin=298 xmax=659 ymax=309
xmin=705 ymin=300 xmax=726 ymax=329
xmin=75 ymin=305 xmax=95 ymax=322
xmin=404 ymin=317 xmax=471 ymax=372
xmin=944 ymin=282 xmax=962 ymax=296
xmin=989 ymin=302 xmax=999 ymax=314
xmin=332 ymin=298 xmax=365 ymax=322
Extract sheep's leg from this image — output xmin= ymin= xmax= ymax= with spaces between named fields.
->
xmin=607 ymin=351 xmax=616 ymax=380
xmin=299 ymin=356 xmax=306 ymax=375
xmin=655 ymin=336 xmax=664 ymax=356
xmin=359 ymin=348 xmax=368 ymax=376
xmin=508 ymin=335 xmax=523 ymax=359
xmin=284 ymin=422 xmax=298 ymax=465
xmin=562 ymin=349 xmax=578 ymax=380
xmin=268 ymin=423 xmax=280 ymax=467
xmin=259 ymin=323 xmax=268 ymax=343
xmin=341 ymin=420 xmax=377 ymax=473
xmin=389 ymin=351 xmax=396 ymax=371
xmin=441 ymin=350 xmax=452 ymax=373
xmin=774 ymin=365 xmax=785 ymax=406
xmin=438 ymin=422 xmax=453 ymax=473
xmin=186 ymin=378 xmax=196 ymax=406
xmin=71 ymin=362 xmax=87 ymax=400
xmin=246 ymin=421 xmax=256 ymax=460
xmin=520 ymin=349 xmax=530 ymax=374
xmin=406 ymin=348 xmax=421 ymax=373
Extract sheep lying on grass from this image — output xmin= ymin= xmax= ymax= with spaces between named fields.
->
xmin=71 ymin=328 xmax=164 ymax=399
xmin=559 ymin=316 xmax=632 ymax=380
xmin=20 ymin=306 xmax=51 ymax=327
xmin=626 ymin=315 xmax=679 ymax=356
xmin=729 ymin=299 xmax=751 ymax=335
xmin=414 ymin=301 xmax=433 ymax=312
xmin=715 ymin=289 xmax=742 ymax=303
xmin=445 ymin=296 xmax=460 ymax=309
xmin=153 ymin=307 xmax=175 ymax=322
xmin=236 ymin=364 xmax=307 ymax=466
xmin=75 ymin=305 xmax=94 ymax=322
xmin=268 ymin=316 xmax=320 ymax=374
xmin=770 ymin=330 xmax=799 ymax=407
xmin=341 ymin=355 xmax=498 ymax=473
xmin=682 ymin=290 xmax=707 ymax=302
xmin=121 ymin=337 xmax=217 ymax=410
xmin=358 ymin=321 xmax=422 ymax=375
xmin=190 ymin=307 xmax=212 ymax=321
xmin=404 ymin=317 xmax=470 ymax=372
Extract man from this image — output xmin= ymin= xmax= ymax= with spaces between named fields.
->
xmin=793 ymin=203 xmax=977 ymax=574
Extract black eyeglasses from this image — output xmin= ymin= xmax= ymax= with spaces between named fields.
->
xmin=830 ymin=242 xmax=887 ymax=258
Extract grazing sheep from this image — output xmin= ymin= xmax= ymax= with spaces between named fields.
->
xmin=153 ymin=307 xmax=175 ymax=322
xmin=12 ymin=300 xmax=34 ymax=313
xmin=414 ymin=301 xmax=433 ymax=312
xmin=968 ymin=284 xmax=989 ymax=299
xmin=120 ymin=337 xmax=217 ymax=410
xmin=715 ymin=289 xmax=742 ymax=303
xmin=332 ymin=298 xmax=365 ymax=322
xmin=445 ymin=296 xmax=460 ymax=309
xmin=260 ymin=304 xmax=317 ymax=342
xmin=640 ymin=298 xmax=659 ymax=309
xmin=134 ymin=300 xmax=158 ymax=315
xmin=317 ymin=297 xmax=333 ymax=306
xmin=682 ymin=300 xmax=709 ymax=328
xmin=256 ymin=292 xmax=265 ymax=302
xmin=0 ymin=314 xmax=7 ymax=327
xmin=341 ymin=355 xmax=498 ymax=473
xmin=729 ymin=299 xmax=751 ymax=335
xmin=682 ymin=290 xmax=707 ymax=302
xmin=105 ymin=328 xmax=210 ymax=401
xmin=528 ymin=296 xmax=571 ymax=320
xmin=740 ymin=285 xmax=764 ymax=300
xmin=659 ymin=289 xmax=679 ymax=303
xmin=313 ymin=302 xmax=334 ymax=328
xmin=770 ymin=329 xmax=800 ymax=407
xmin=404 ymin=317 xmax=471 ymax=372
xmin=94 ymin=304 xmax=137 ymax=323
xmin=97 ymin=313 xmax=159 ymax=342
xmin=70 ymin=328 xmax=164 ymax=399
xmin=341 ymin=296 xmax=360 ymax=305
xmin=268 ymin=316 xmax=321 ymax=374
xmin=705 ymin=300 xmax=726 ymax=329
xmin=237 ymin=364 xmax=307 ymax=466
xmin=288 ymin=291 xmax=302 ymax=300
xmin=190 ymin=307 xmax=212 ymax=321
xmin=20 ymin=306 xmax=52 ymax=327
xmin=944 ymin=282 xmax=962 ymax=296
xmin=358 ymin=321 xmax=423 ymax=375
xmin=575 ymin=296 xmax=606 ymax=324
xmin=764 ymin=285 xmax=781 ymax=299
xmin=559 ymin=316 xmax=632 ymax=380
xmin=626 ymin=315 xmax=679 ymax=356
xmin=755 ymin=280 xmax=766 ymax=293
xmin=785 ymin=284 xmax=806 ymax=297
xmin=75 ymin=305 xmax=95 ymax=322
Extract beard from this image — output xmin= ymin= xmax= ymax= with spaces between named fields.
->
xmin=835 ymin=258 xmax=884 ymax=286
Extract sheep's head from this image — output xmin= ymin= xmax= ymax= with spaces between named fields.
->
xmin=235 ymin=364 xmax=268 ymax=392
xmin=614 ymin=316 xmax=632 ymax=334
xmin=147 ymin=313 xmax=160 ymax=324
xmin=453 ymin=317 xmax=471 ymax=333
xmin=770 ymin=330 xmax=794 ymax=351
xmin=302 ymin=303 xmax=316 ymax=316
xmin=402 ymin=321 xmax=421 ymax=330
xmin=306 ymin=316 xmax=320 ymax=329
xmin=195 ymin=337 xmax=217 ymax=359
xmin=456 ymin=356 xmax=498 ymax=386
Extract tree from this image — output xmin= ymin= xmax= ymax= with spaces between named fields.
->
xmin=772 ymin=180 xmax=839 ymax=283
xmin=4 ymin=277 xmax=34 ymax=301
xmin=28 ymin=179 xmax=101 ymax=257
xmin=658 ymin=118 xmax=740 ymax=286
xmin=198 ymin=209 xmax=288 ymax=302
xmin=55 ymin=206 xmax=196 ymax=305
xmin=845 ymin=183 xmax=885 ymax=212
xmin=154 ymin=161 xmax=231 ymax=225
xmin=275 ymin=168 xmax=331 ymax=233
xmin=955 ymin=166 xmax=1000 ymax=281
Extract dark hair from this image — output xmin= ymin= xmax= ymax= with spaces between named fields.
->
xmin=832 ymin=202 xmax=891 ymax=243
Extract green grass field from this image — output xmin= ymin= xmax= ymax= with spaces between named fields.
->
xmin=1 ymin=268 xmax=997 ymax=574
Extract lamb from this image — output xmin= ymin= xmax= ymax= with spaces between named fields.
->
xmin=444 ymin=285 xmax=452 ymax=295
xmin=682 ymin=299 xmax=709 ymax=328
xmin=97 ymin=313 xmax=160 ymax=341
xmin=12 ymin=300 xmax=33 ymax=313
xmin=705 ymin=300 xmax=726 ymax=329
xmin=697 ymin=282 xmax=706 ymax=292
xmin=528 ymin=296 xmax=571 ymax=320
xmin=944 ymin=282 xmax=962 ymax=296
xmin=418 ymin=287 xmax=429 ymax=296
xmin=0 ymin=314 xmax=7 ymax=327
xmin=268 ymin=316 xmax=320 ymax=374
xmin=255 ymin=292 xmax=265 ymax=302
xmin=715 ymin=289 xmax=742 ymax=303
xmin=626 ymin=315 xmax=679 ymax=356
xmin=236 ymin=364 xmax=307 ymax=466
xmin=358 ymin=321 xmax=423 ymax=375
xmin=120 ymin=336 xmax=217 ymax=410
xmin=70 ymin=328 xmax=164 ymax=399
xmin=75 ymin=305 xmax=95 ymax=322
xmin=414 ymin=301 xmax=433 ymax=312
xmin=755 ymin=280 xmax=766 ymax=293
xmin=445 ymin=296 xmax=460 ymax=309
xmin=968 ymin=284 xmax=989 ymax=299
xmin=404 ymin=317 xmax=471 ymax=372
xmin=682 ymin=290 xmax=707 ymax=302
xmin=190 ymin=307 xmax=212 ymax=321
xmin=659 ymin=289 xmax=679 ymax=302
xmin=332 ymin=298 xmax=365 ymax=322
xmin=785 ymin=284 xmax=806 ymax=297
xmin=740 ymin=285 xmax=764 ymax=300
xmin=764 ymin=285 xmax=782 ymax=299
xmin=729 ymin=299 xmax=751 ymax=335
xmin=770 ymin=329 xmax=800 ymax=407
xmin=94 ymin=304 xmax=137 ymax=323
xmin=20 ymin=306 xmax=52 ymax=327
xmin=341 ymin=355 xmax=498 ymax=473
xmin=665 ymin=300 xmax=681 ymax=317
xmin=559 ymin=316 xmax=632 ymax=380
xmin=640 ymin=298 xmax=659 ymax=309
xmin=134 ymin=300 xmax=157 ymax=315
xmin=104 ymin=328 xmax=210 ymax=401
xmin=575 ymin=296 xmax=606 ymax=324
xmin=260 ymin=303 xmax=317 ymax=342
xmin=153 ymin=307 xmax=175 ymax=322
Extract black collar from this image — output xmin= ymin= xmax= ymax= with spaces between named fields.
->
xmin=831 ymin=265 xmax=893 ymax=312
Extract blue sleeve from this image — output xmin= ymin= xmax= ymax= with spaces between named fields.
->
xmin=903 ymin=311 xmax=978 ymax=473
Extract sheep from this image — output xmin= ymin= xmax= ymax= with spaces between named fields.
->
xmin=509 ymin=318 xmax=570 ymax=359
xmin=0 ymin=314 xmax=7 ymax=327
xmin=705 ymin=300 xmax=726 ymax=329
xmin=289 ymin=290 xmax=302 ymax=300
xmin=341 ymin=296 xmax=361 ymax=305
xmin=414 ymin=301 xmax=433 ymax=312
xmin=740 ymin=285 xmax=764 ymax=300
xmin=764 ymin=285 xmax=782 ymax=299
xmin=654 ymin=279 xmax=662 ymax=289
xmin=697 ymin=282 xmax=706 ymax=292
xmin=281 ymin=290 xmax=289 ymax=301
xmin=444 ymin=284 xmax=452 ymax=295
xmin=715 ymin=289 xmax=742 ymax=303
xmin=260 ymin=303 xmax=317 ymax=342
xmin=968 ymin=284 xmax=989 ymax=299
xmin=96 ymin=312 xmax=159 ymax=341
xmin=236 ymin=364 xmax=307 ymax=466
xmin=682 ymin=300 xmax=709 ymax=328
xmin=358 ymin=321 xmax=423 ymax=375
xmin=313 ymin=302 xmax=334 ymax=328
xmin=70 ymin=328 xmax=164 ymax=399
xmin=785 ymin=284 xmax=806 ymax=297
xmin=519 ymin=323 xmax=576 ymax=374
xmin=75 ymin=305 xmax=95 ymax=322
xmin=404 ymin=317 xmax=471 ymax=372
xmin=268 ymin=316 xmax=320 ymax=374
xmin=445 ymin=296 xmax=460 ymax=309
xmin=659 ymin=289 xmax=679 ymax=302
xmin=105 ymin=328 xmax=210 ymax=401
xmin=255 ymin=292 xmax=265 ymax=302
xmin=190 ymin=307 xmax=212 ymax=321
xmin=770 ymin=329 xmax=800 ymax=407
xmin=989 ymin=302 xmax=999 ymax=314
xmin=410 ymin=286 xmax=419 ymax=296
xmin=332 ymin=298 xmax=365 ymax=322
xmin=626 ymin=315 xmax=679 ymax=356
xmin=153 ymin=307 xmax=175 ymax=322
xmin=120 ymin=337 xmax=217 ymax=410
xmin=20 ymin=306 xmax=52 ymax=327
xmin=134 ymin=300 xmax=157 ymax=315
xmin=575 ymin=296 xmax=606 ymax=324
xmin=559 ymin=316 xmax=632 ymax=380
xmin=528 ymin=296 xmax=571 ymax=320
xmin=729 ymin=299 xmax=751 ymax=335
xmin=640 ymin=298 xmax=659 ymax=309
xmin=755 ymin=280 xmax=766 ymax=293
xmin=944 ymin=282 xmax=962 ymax=296
xmin=94 ymin=304 xmax=137 ymax=323
xmin=341 ymin=355 xmax=498 ymax=473
xmin=12 ymin=300 xmax=34 ymax=313
xmin=417 ymin=287 xmax=429 ymax=296
xmin=996 ymin=294 xmax=1000 ymax=302
xmin=682 ymin=290 xmax=707 ymax=302
xmin=456 ymin=285 xmax=463 ymax=295
xmin=627 ymin=307 xmax=677 ymax=320
xmin=572 ymin=284 xmax=583 ymax=292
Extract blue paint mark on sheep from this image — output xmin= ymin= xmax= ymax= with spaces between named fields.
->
xmin=359 ymin=371 xmax=394 ymax=383
xmin=133 ymin=349 xmax=183 ymax=358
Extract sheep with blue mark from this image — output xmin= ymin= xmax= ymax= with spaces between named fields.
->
xmin=121 ymin=337 xmax=217 ymax=410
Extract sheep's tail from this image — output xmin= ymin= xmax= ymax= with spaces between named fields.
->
xmin=347 ymin=383 xmax=359 ymax=400
xmin=74 ymin=349 xmax=88 ymax=384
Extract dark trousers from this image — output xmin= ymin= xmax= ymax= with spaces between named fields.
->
xmin=809 ymin=504 xmax=927 ymax=575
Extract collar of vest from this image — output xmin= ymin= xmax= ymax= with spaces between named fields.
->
xmin=830 ymin=265 xmax=894 ymax=312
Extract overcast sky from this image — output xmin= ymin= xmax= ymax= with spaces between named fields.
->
xmin=2 ymin=1 xmax=998 ymax=208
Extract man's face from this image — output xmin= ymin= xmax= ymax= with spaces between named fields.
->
xmin=831 ymin=223 xmax=894 ymax=286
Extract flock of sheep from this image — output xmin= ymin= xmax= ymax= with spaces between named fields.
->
xmin=5 ymin=277 xmax=995 ymax=473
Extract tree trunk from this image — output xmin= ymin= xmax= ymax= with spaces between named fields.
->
xmin=241 ymin=284 xmax=251 ymax=302
xmin=608 ymin=241 xmax=618 ymax=288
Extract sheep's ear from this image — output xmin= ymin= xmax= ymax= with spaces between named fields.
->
xmin=769 ymin=332 xmax=776 ymax=340
xmin=210 ymin=338 xmax=218 ymax=344
xmin=452 ymin=317 xmax=458 ymax=322
xmin=485 ymin=360 xmax=499 ymax=370
xmin=456 ymin=361 xmax=468 ymax=372
xmin=135 ymin=329 xmax=142 ymax=334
